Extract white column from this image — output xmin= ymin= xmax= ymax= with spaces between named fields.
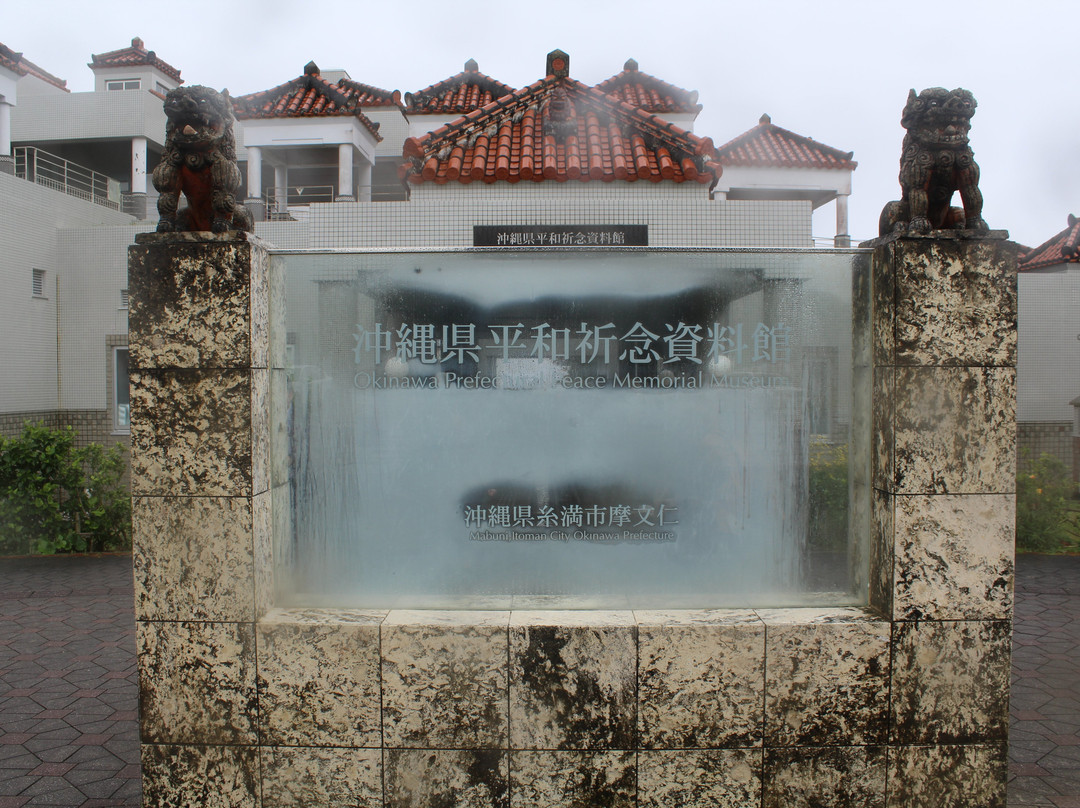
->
xmin=0 ymin=101 xmax=12 ymax=174
xmin=131 ymin=137 xmax=147 ymax=194
xmin=337 ymin=143 xmax=354 ymax=201
xmin=246 ymin=145 xmax=262 ymax=200
xmin=274 ymin=164 xmax=287 ymax=213
xmin=834 ymin=193 xmax=851 ymax=248
xmin=358 ymin=159 xmax=372 ymax=202
xmin=0 ymin=101 xmax=11 ymax=155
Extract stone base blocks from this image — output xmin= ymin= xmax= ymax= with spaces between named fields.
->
xmin=129 ymin=232 xmax=274 ymax=808
xmin=867 ymin=233 xmax=1018 ymax=808
xmin=135 ymin=604 xmax=1008 ymax=807
xmin=130 ymin=234 xmax=1017 ymax=807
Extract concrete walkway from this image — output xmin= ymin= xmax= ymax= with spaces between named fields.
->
xmin=0 ymin=553 xmax=1077 ymax=807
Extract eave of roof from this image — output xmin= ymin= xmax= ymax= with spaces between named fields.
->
xmin=717 ymin=114 xmax=856 ymax=170
xmin=89 ymin=37 xmax=182 ymax=84
xmin=234 ymin=64 xmax=384 ymax=141
xmin=337 ymin=77 xmax=402 ymax=108
xmin=400 ymin=73 xmax=720 ymax=187
xmin=594 ymin=58 xmax=701 ymax=115
xmin=1019 ymin=215 xmax=1080 ymax=271
xmin=0 ymin=42 xmax=68 ymax=91
xmin=406 ymin=60 xmax=516 ymax=115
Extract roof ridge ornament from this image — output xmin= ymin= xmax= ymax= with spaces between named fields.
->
xmin=546 ymin=49 xmax=569 ymax=79
xmin=544 ymin=84 xmax=576 ymax=141
xmin=759 ymin=113 xmax=771 ymax=125
xmin=304 ymin=61 xmax=319 ymax=77
xmin=465 ymin=58 xmax=478 ymax=72
xmin=624 ymin=58 xmax=638 ymax=72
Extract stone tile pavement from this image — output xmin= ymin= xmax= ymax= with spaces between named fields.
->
xmin=1009 ymin=555 xmax=1080 ymax=807
xmin=0 ymin=553 xmax=1076 ymax=807
xmin=0 ymin=556 xmax=139 ymax=808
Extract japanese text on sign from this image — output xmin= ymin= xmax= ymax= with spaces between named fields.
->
xmin=353 ymin=322 xmax=791 ymax=366
xmin=464 ymin=502 xmax=678 ymax=529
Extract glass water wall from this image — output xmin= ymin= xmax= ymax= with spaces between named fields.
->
xmin=271 ymin=249 xmax=870 ymax=608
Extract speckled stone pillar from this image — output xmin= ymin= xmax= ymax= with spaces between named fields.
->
xmin=128 ymin=232 xmax=273 ymax=808
xmin=870 ymin=233 xmax=1018 ymax=808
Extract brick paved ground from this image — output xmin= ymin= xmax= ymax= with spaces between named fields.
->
xmin=1009 ymin=554 xmax=1080 ymax=807
xmin=0 ymin=553 xmax=1077 ymax=807
xmin=0 ymin=556 xmax=139 ymax=808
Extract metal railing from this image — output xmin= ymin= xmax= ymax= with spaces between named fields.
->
xmin=14 ymin=147 xmax=122 ymax=211
xmin=262 ymin=183 xmax=409 ymax=212
xmin=264 ymin=185 xmax=336 ymax=211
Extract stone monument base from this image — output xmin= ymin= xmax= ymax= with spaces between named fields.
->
xmin=130 ymin=233 xmax=1016 ymax=807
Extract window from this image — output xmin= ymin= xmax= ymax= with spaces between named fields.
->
xmin=106 ymin=79 xmax=141 ymax=91
xmin=155 ymin=82 xmax=170 ymax=95
xmin=120 ymin=288 xmax=129 ymax=309
xmin=113 ymin=347 xmax=130 ymax=431
xmin=32 ymin=269 xmax=45 ymax=298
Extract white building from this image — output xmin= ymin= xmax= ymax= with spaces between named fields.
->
xmin=0 ymin=41 xmax=857 ymax=450
xmin=1017 ymin=216 xmax=1080 ymax=482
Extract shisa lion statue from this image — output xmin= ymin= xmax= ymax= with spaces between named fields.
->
xmin=879 ymin=87 xmax=989 ymax=236
xmin=153 ymin=86 xmax=253 ymax=233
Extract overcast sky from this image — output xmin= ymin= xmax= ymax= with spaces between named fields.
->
xmin=5 ymin=0 xmax=1077 ymax=248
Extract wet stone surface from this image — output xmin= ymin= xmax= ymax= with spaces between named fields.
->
xmin=261 ymin=746 xmax=381 ymax=808
xmin=129 ymin=368 xmax=253 ymax=497
xmin=132 ymin=495 xmax=257 ymax=622
xmin=384 ymin=749 xmax=508 ymax=808
xmin=873 ymin=235 xmax=1018 ymax=368
xmin=893 ymin=366 xmax=1016 ymax=495
xmin=2 ymin=555 xmax=1078 ymax=806
xmin=381 ymin=611 xmax=510 ymax=749
xmin=128 ymin=233 xmax=268 ymax=371
xmin=256 ymin=610 xmax=383 ymax=748
xmin=509 ymin=615 xmax=637 ymax=750
xmin=637 ymin=610 xmax=764 ymax=748
xmin=892 ymin=619 xmax=1012 ymax=744
xmin=893 ymin=494 xmax=1014 ymax=621
xmin=509 ymin=750 xmax=635 ymax=808
xmin=763 ymin=617 xmax=890 ymax=746
xmin=136 ymin=620 xmax=258 ymax=745
xmin=764 ymin=745 xmax=887 ymax=808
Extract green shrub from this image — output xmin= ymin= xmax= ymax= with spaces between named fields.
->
xmin=808 ymin=441 xmax=849 ymax=551
xmin=0 ymin=422 xmax=130 ymax=555
xmin=1016 ymin=451 xmax=1079 ymax=553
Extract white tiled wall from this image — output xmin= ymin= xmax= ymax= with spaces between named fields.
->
xmin=0 ymin=172 xmax=134 ymax=413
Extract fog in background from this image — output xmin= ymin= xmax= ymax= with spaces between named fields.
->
xmin=6 ymin=0 xmax=1077 ymax=247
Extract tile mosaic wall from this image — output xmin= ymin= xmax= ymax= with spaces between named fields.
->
xmin=131 ymin=232 xmax=1016 ymax=807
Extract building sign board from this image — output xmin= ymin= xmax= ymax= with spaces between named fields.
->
xmin=473 ymin=224 xmax=648 ymax=247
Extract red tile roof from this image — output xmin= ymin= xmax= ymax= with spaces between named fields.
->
xmin=400 ymin=68 xmax=720 ymax=187
xmin=0 ymin=42 xmax=68 ymax=91
xmin=594 ymin=59 xmax=701 ymax=115
xmin=717 ymin=114 xmax=856 ymax=170
xmin=234 ymin=62 xmax=383 ymax=140
xmin=1019 ymin=216 xmax=1080 ymax=271
xmin=338 ymin=77 xmax=402 ymax=108
xmin=405 ymin=59 xmax=516 ymax=115
xmin=89 ymin=37 xmax=181 ymax=84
